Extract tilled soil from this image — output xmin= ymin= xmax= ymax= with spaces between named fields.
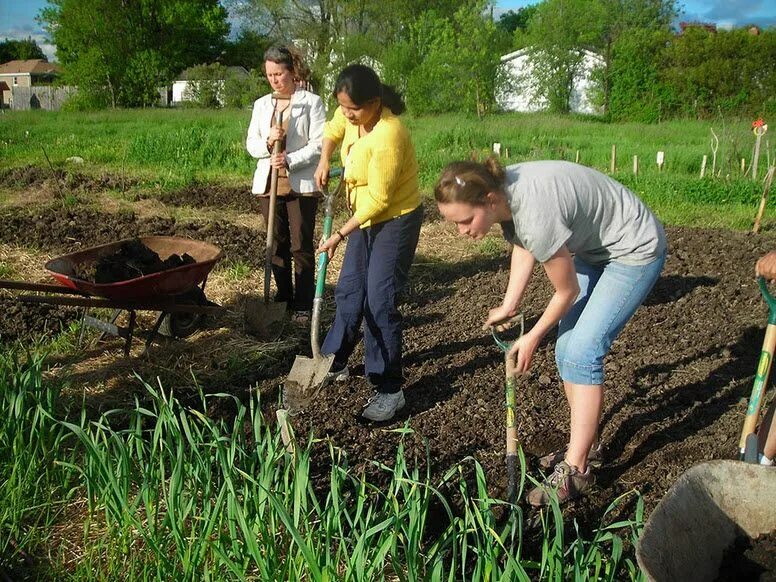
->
xmin=1 ymin=194 xmax=776 ymax=541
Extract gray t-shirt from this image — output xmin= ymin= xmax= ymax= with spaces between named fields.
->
xmin=500 ymin=161 xmax=666 ymax=265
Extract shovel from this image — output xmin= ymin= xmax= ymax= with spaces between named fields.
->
xmin=282 ymin=169 xmax=343 ymax=413
xmin=739 ymin=276 xmax=776 ymax=462
xmin=491 ymin=313 xmax=525 ymax=503
xmin=245 ymin=93 xmax=291 ymax=336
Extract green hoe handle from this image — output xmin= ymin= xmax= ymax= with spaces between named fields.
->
xmin=739 ymin=277 xmax=776 ymax=459
xmin=759 ymin=277 xmax=776 ymax=325
xmin=311 ymin=169 xmax=343 ymax=359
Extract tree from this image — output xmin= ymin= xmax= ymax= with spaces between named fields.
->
xmin=522 ymin=0 xmax=607 ymax=113
xmin=39 ymin=0 xmax=230 ymax=108
xmin=383 ymin=1 xmax=509 ymax=116
xmin=497 ymin=5 xmax=538 ymax=35
xmin=222 ymin=29 xmax=272 ymax=71
xmin=0 ymin=38 xmax=47 ymax=63
xmin=661 ymin=26 xmax=776 ymax=118
xmin=521 ymin=0 xmax=676 ymax=114
xmin=225 ymin=0 xmax=471 ymax=94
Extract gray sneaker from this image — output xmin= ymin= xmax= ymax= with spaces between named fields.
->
xmin=362 ymin=391 xmax=405 ymax=422
xmin=538 ymin=442 xmax=604 ymax=470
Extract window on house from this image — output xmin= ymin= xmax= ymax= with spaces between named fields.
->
xmin=12 ymin=77 xmax=18 ymax=86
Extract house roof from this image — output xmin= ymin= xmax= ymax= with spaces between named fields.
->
xmin=0 ymin=59 xmax=62 ymax=75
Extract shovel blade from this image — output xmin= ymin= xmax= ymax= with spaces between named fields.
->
xmin=244 ymin=297 xmax=287 ymax=337
xmin=283 ymin=353 xmax=335 ymax=412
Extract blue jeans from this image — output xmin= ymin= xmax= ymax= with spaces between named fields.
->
xmin=322 ymin=206 xmax=423 ymax=393
xmin=554 ymin=251 xmax=666 ymax=385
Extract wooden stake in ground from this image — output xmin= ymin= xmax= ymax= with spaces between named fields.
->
xmin=633 ymin=155 xmax=639 ymax=176
xmin=656 ymin=151 xmax=665 ymax=173
xmin=700 ymin=155 xmax=707 ymax=178
xmin=753 ymin=166 xmax=776 ymax=234
xmin=711 ymin=128 xmax=719 ymax=177
xmin=610 ymin=144 xmax=617 ymax=173
xmin=752 ymin=118 xmax=768 ymax=182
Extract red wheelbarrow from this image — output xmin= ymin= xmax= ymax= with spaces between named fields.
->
xmin=0 ymin=236 xmax=224 ymax=356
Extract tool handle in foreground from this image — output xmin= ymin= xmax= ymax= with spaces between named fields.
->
xmin=505 ymin=352 xmax=518 ymax=503
xmin=759 ymin=277 xmax=776 ymax=325
xmin=738 ymin=322 xmax=776 ymax=457
xmin=311 ymin=170 xmax=340 ymax=358
xmin=263 ymin=112 xmax=284 ymax=306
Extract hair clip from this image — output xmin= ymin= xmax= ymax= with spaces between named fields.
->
xmin=454 ymin=176 xmax=465 ymax=187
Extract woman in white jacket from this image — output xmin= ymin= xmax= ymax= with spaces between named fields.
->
xmin=246 ymin=45 xmax=326 ymax=323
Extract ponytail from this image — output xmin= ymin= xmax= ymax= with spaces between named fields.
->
xmin=434 ymin=157 xmax=505 ymax=205
xmin=334 ymin=64 xmax=406 ymax=115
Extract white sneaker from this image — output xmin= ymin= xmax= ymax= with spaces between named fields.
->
xmin=362 ymin=390 xmax=405 ymax=422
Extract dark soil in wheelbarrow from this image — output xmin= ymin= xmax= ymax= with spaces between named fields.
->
xmin=716 ymin=530 xmax=776 ymax=581
xmin=73 ymin=238 xmax=195 ymax=284
xmin=261 ymin=224 xmax=776 ymax=533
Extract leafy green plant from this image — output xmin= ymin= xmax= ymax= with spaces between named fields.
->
xmin=221 ymin=260 xmax=252 ymax=281
xmin=0 ymin=261 xmax=14 ymax=279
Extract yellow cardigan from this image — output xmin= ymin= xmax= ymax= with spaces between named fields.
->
xmin=324 ymin=106 xmax=420 ymax=228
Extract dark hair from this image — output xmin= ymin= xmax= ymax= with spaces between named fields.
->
xmin=263 ymin=44 xmax=311 ymax=83
xmin=434 ymin=157 xmax=506 ymax=205
xmin=333 ymin=64 xmax=406 ymax=115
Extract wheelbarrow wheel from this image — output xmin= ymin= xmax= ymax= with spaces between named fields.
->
xmin=159 ymin=311 xmax=202 ymax=338
xmin=158 ymin=287 xmax=208 ymax=339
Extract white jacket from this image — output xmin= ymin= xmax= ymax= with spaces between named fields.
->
xmin=246 ymin=89 xmax=326 ymax=195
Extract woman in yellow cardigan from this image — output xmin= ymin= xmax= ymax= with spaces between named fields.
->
xmin=314 ymin=64 xmax=423 ymax=422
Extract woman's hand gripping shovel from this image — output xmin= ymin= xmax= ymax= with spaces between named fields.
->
xmin=281 ymin=169 xmax=343 ymax=415
xmin=739 ymin=277 xmax=776 ymax=462
xmin=491 ymin=313 xmax=526 ymax=503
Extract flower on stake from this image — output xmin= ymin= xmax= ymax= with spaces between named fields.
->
xmin=753 ymin=118 xmax=768 ymax=136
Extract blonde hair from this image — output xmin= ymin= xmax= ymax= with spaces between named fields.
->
xmin=434 ymin=157 xmax=506 ymax=205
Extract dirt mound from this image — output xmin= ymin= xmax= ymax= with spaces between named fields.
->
xmin=146 ymin=182 xmax=259 ymax=213
xmin=0 ymin=297 xmax=79 ymax=345
xmin=0 ymin=165 xmax=139 ymax=193
xmin=0 ymin=207 xmax=263 ymax=267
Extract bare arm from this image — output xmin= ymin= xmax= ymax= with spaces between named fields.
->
xmin=507 ymin=245 xmax=579 ymax=374
xmin=484 ymin=244 xmax=535 ymax=328
xmin=314 ymin=138 xmax=338 ymax=189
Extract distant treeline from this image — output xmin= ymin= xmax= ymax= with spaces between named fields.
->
xmin=21 ymin=0 xmax=776 ymax=120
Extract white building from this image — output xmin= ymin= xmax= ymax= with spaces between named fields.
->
xmin=172 ymin=66 xmax=249 ymax=105
xmin=497 ymin=48 xmax=603 ymax=115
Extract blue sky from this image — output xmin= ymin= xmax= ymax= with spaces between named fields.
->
xmin=2 ymin=0 xmax=776 ymax=63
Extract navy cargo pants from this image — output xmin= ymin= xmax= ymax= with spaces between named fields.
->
xmin=322 ymin=205 xmax=423 ymax=394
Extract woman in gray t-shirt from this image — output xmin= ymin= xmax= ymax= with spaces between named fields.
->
xmin=434 ymin=158 xmax=666 ymax=507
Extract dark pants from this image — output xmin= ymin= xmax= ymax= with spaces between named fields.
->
xmin=259 ymin=194 xmax=318 ymax=312
xmin=322 ymin=205 xmax=423 ymax=393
